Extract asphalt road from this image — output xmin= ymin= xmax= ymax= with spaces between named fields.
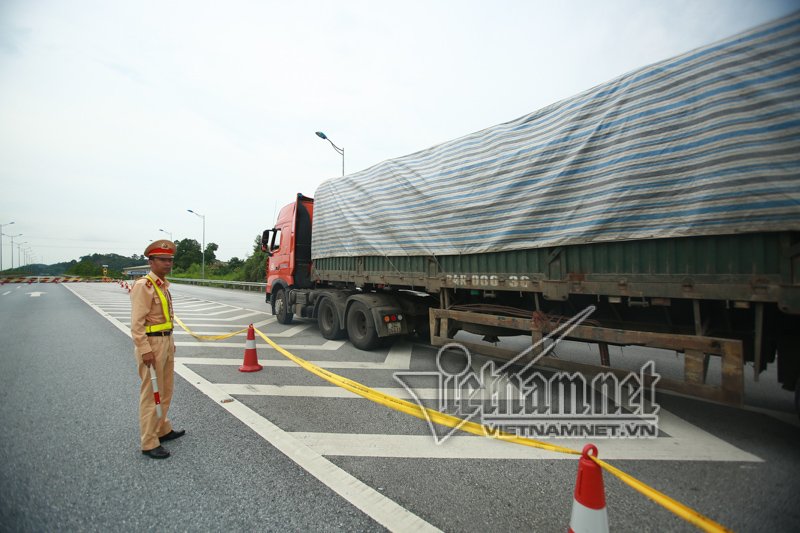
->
xmin=1 ymin=281 xmax=799 ymax=532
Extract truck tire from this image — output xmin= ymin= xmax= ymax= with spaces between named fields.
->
xmin=275 ymin=288 xmax=293 ymax=325
xmin=346 ymin=301 xmax=381 ymax=350
xmin=318 ymin=297 xmax=345 ymax=340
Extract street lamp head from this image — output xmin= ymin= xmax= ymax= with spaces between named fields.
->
xmin=315 ymin=131 xmax=328 ymax=140
xmin=187 ymin=209 xmax=194 ymax=214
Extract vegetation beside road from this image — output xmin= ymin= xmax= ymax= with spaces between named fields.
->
xmin=0 ymin=235 xmax=267 ymax=282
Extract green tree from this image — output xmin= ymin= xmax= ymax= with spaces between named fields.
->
xmin=242 ymin=235 xmax=268 ymax=282
xmin=204 ymin=242 xmax=218 ymax=265
xmin=66 ymin=260 xmax=102 ymax=277
xmin=174 ymin=238 xmax=201 ymax=271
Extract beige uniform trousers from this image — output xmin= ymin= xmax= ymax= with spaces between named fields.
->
xmin=137 ymin=336 xmax=175 ymax=450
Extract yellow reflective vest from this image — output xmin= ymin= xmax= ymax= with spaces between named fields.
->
xmin=145 ymin=274 xmax=173 ymax=333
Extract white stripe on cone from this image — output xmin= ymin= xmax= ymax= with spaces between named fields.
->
xmin=569 ymin=501 xmax=608 ymax=533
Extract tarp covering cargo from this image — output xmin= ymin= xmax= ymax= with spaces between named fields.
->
xmin=312 ymin=12 xmax=800 ymax=259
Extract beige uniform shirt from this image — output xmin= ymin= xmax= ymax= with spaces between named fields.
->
xmin=130 ymin=271 xmax=175 ymax=357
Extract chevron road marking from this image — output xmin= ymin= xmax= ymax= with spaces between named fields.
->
xmin=66 ymin=284 xmax=763 ymax=465
xmin=174 ymin=362 xmax=440 ymax=532
xmin=215 ymin=384 xmax=760 ymax=462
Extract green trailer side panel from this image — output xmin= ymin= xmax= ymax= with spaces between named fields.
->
xmin=313 ymin=232 xmax=799 ymax=309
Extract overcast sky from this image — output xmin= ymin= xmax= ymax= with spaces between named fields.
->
xmin=0 ymin=0 xmax=797 ymax=267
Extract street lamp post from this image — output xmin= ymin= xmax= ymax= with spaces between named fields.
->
xmin=159 ymin=228 xmax=173 ymax=240
xmin=0 ymin=221 xmax=14 ymax=272
xmin=187 ymin=210 xmax=206 ymax=279
xmin=7 ymin=234 xmax=22 ymax=270
xmin=315 ymin=131 xmax=344 ymax=176
xmin=16 ymin=242 xmax=27 ymax=268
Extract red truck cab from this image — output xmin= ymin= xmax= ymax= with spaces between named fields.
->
xmin=261 ymin=194 xmax=314 ymax=320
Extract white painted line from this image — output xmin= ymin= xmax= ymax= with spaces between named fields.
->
xmin=172 ymin=312 xmax=264 ymax=321
xmin=2 ymin=291 xmax=11 ymax=296
xmin=63 ymin=285 xmax=133 ymax=338
xmin=176 ymin=304 xmax=226 ymax=311
xmin=176 ymin=354 xmax=414 ymax=369
xmin=218 ymin=383 xmax=760 ymax=462
xmin=175 ymin=363 xmax=440 ymax=532
xmin=219 ymin=383 xmax=435 ymax=398
xmin=177 ymin=309 xmax=245 ymax=316
xmin=177 ymin=356 xmax=430 ymax=371
xmin=279 ymin=323 xmax=314 ymax=337
xmin=68 ymin=282 xmax=440 ymax=530
xmin=67 ymin=283 xmax=767 ymax=465
xmin=110 ymin=318 xmax=277 ymax=329
xmin=288 ymin=420 xmax=760 ymax=461
xmin=176 ymin=339 xmax=346 ymax=350
xmin=383 ymin=340 xmax=413 ymax=369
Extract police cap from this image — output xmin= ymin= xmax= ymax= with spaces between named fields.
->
xmin=145 ymin=240 xmax=176 ymax=258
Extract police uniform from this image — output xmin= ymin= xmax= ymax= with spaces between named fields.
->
xmin=130 ymin=240 xmax=183 ymax=458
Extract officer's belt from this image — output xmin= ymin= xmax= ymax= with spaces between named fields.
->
xmin=146 ymin=330 xmax=173 ymax=337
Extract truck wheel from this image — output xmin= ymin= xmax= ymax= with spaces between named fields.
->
xmin=318 ymin=297 xmax=345 ymax=340
xmin=275 ymin=288 xmax=293 ymax=325
xmin=346 ymin=301 xmax=381 ymax=350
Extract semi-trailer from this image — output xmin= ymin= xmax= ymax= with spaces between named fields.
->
xmin=261 ymin=13 xmax=800 ymax=409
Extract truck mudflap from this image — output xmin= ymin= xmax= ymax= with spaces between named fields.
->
xmin=347 ymin=293 xmax=409 ymax=338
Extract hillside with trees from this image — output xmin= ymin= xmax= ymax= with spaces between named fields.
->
xmin=1 ymin=235 xmax=267 ymax=282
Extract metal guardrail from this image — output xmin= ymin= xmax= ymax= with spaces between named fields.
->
xmin=167 ymin=277 xmax=266 ymax=292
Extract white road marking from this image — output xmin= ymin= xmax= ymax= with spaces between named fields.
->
xmin=27 ymin=291 xmax=46 ymax=297
xmin=175 ymin=349 xmax=415 ymax=368
xmin=177 ymin=309 xmax=246 ymax=317
xmin=173 ymin=312 xmax=263 ymax=321
xmin=288 ymin=428 xmax=760 ymax=461
xmin=66 ymin=283 xmax=440 ymax=531
xmin=109 ymin=318 xmax=277 ymax=329
xmin=175 ymin=362 xmax=440 ymax=531
xmin=383 ymin=340 xmax=413 ymax=368
xmin=279 ymin=323 xmax=314 ymax=336
xmin=219 ymin=384 xmax=433 ymax=398
xmin=66 ymin=284 xmax=767 ymax=466
xmin=176 ymin=304 xmax=225 ymax=311
xmin=2 ymin=291 xmax=11 ymax=296
xmin=216 ymin=383 xmax=760 ymax=461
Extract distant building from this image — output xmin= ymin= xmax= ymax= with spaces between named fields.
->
xmin=122 ymin=264 xmax=150 ymax=279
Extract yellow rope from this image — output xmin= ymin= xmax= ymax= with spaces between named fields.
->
xmin=175 ymin=315 xmax=730 ymax=532
xmin=174 ymin=315 xmax=248 ymax=341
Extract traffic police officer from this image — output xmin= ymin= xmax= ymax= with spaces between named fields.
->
xmin=130 ymin=240 xmax=185 ymax=459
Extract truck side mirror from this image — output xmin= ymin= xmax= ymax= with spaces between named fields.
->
xmin=261 ymin=229 xmax=270 ymax=252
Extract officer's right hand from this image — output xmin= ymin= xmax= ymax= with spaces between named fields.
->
xmin=142 ymin=352 xmax=155 ymax=367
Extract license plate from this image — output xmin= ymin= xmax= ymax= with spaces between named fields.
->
xmin=387 ymin=322 xmax=401 ymax=335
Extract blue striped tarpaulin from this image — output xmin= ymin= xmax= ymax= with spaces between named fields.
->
xmin=311 ymin=12 xmax=800 ymax=259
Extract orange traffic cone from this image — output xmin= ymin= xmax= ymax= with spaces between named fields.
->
xmin=239 ymin=324 xmax=263 ymax=372
xmin=569 ymin=444 xmax=608 ymax=533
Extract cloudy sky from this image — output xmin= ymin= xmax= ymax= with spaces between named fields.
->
xmin=0 ymin=0 xmax=797 ymax=267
